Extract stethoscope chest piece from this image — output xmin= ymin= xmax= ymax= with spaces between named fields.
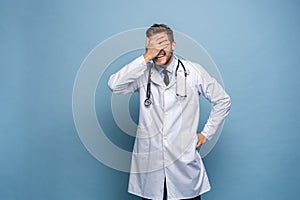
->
xmin=144 ymin=98 xmax=152 ymax=107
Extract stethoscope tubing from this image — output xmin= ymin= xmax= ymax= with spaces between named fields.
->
xmin=144 ymin=59 xmax=187 ymax=107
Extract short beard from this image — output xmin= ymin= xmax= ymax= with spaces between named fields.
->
xmin=163 ymin=52 xmax=173 ymax=66
xmin=154 ymin=51 xmax=174 ymax=66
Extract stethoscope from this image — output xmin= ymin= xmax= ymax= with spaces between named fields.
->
xmin=144 ymin=59 xmax=187 ymax=107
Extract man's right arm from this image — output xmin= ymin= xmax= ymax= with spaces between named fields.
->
xmin=109 ymin=33 xmax=169 ymax=93
xmin=108 ymin=56 xmax=148 ymax=94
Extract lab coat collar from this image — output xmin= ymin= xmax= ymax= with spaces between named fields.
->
xmin=155 ymin=56 xmax=176 ymax=74
xmin=152 ymin=56 xmax=177 ymax=88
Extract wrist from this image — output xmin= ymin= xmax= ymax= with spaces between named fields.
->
xmin=143 ymin=53 xmax=152 ymax=63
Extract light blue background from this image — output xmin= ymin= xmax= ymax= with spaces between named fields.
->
xmin=1 ymin=0 xmax=300 ymax=199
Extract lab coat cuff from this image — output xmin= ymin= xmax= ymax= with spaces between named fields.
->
xmin=201 ymin=130 xmax=212 ymax=141
xmin=136 ymin=55 xmax=148 ymax=66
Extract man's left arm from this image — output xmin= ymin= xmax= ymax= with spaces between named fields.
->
xmin=195 ymin=64 xmax=231 ymax=147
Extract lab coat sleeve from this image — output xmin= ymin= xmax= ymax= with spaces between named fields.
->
xmin=194 ymin=63 xmax=231 ymax=140
xmin=108 ymin=56 xmax=148 ymax=94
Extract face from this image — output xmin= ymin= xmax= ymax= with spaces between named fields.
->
xmin=152 ymin=32 xmax=176 ymax=66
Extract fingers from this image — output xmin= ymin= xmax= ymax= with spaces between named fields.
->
xmin=144 ymin=33 xmax=170 ymax=61
xmin=149 ymin=33 xmax=168 ymax=42
xmin=196 ymin=133 xmax=207 ymax=149
xmin=146 ymin=34 xmax=169 ymax=49
xmin=155 ymin=35 xmax=169 ymax=46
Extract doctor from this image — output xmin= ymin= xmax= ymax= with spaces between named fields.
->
xmin=108 ymin=24 xmax=231 ymax=200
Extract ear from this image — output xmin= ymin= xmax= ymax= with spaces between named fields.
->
xmin=145 ymin=37 xmax=150 ymax=47
xmin=171 ymin=41 xmax=176 ymax=51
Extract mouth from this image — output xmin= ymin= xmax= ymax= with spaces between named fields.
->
xmin=155 ymin=50 xmax=166 ymax=60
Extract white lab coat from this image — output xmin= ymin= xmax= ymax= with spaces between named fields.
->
xmin=108 ymin=55 xmax=231 ymax=200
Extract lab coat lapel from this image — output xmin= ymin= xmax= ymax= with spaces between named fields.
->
xmin=151 ymin=67 xmax=164 ymax=86
xmin=151 ymin=58 xmax=178 ymax=88
xmin=151 ymin=68 xmax=176 ymax=88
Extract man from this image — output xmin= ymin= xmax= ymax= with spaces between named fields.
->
xmin=108 ymin=24 xmax=231 ymax=200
